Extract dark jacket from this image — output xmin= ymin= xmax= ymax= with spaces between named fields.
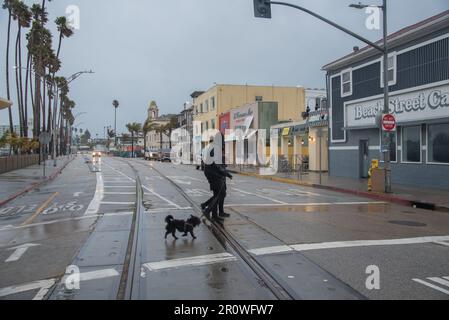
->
xmin=204 ymin=147 xmax=232 ymax=189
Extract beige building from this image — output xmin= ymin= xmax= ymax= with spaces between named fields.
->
xmin=145 ymin=101 xmax=173 ymax=150
xmin=193 ymin=84 xmax=307 ymax=139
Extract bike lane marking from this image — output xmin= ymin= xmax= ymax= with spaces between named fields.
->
xmin=20 ymin=192 xmax=59 ymax=226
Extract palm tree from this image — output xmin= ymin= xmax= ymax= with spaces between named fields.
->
xmin=163 ymin=116 xmax=178 ymax=149
xmin=142 ymin=119 xmax=157 ymax=154
xmin=27 ymin=3 xmax=50 ymax=136
xmin=113 ymin=100 xmax=119 ymax=146
xmin=3 ymin=0 xmax=14 ymax=136
xmin=154 ymin=124 xmax=167 ymax=151
xmin=126 ymin=122 xmax=141 ymax=158
xmin=55 ymin=16 xmax=73 ymax=58
xmin=11 ymin=0 xmax=32 ymax=137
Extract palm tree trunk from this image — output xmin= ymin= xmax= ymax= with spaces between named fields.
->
xmin=15 ymin=30 xmax=24 ymax=137
xmin=17 ymin=25 xmax=26 ymax=137
xmin=160 ymin=131 xmax=163 ymax=150
xmin=5 ymin=9 xmax=14 ymax=136
xmin=131 ymin=132 xmax=134 ymax=158
xmin=24 ymin=51 xmax=31 ymax=138
xmin=56 ymin=33 xmax=63 ymax=59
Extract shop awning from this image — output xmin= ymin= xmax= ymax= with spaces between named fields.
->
xmin=0 ymin=97 xmax=13 ymax=110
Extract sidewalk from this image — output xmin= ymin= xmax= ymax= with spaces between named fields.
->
xmin=0 ymin=155 xmax=74 ymax=207
xmin=228 ymin=165 xmax=449 ymax=212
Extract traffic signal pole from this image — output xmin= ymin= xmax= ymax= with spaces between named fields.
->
xmin=254 ymin=0 xmax=392 ymax=193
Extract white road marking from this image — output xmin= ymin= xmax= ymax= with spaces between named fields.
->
xmin=428 ymin=277 xmax=449 ymax=288
xmin=434 ymin=241 xmax=449 ymax=247
xmin=413 ymin=278 xmax=449 ymax=295
xmin=84 ymin=172 xmax=104 ymax=216
xmin=73 ymin=192 xmax=83 ymax=197
xmin=103 ymin=186 xmax=136 ymax=188
xmin=289 ymin=236 xmax=449 ymax=252
xmin=5 ymin=243 xmax=40 ymax=262
xmin=248 ymin=245 xmax=293 ymax=256
xmin=103 ymin=192 xmax=136 ymax=195
xmin=224 ymin=201 xmax=387 ymax=208
xmin=104 ymin=162 xmax=184 ymax=209
xmin=143 ymin=187 xmax=183 ymax=209
xmin=146 ymin=207 xmax=192 ymax=213
xmin=248 ymin=235 xmax=449 ymax=256
xmin=0 ymin=279 xmax=56 ymax=300
xmin=79 ymin=268 xmax=120 ymax=281
xmin=0 ymin=212 xmax=134 ymax=232
xmin=100 ymin=201 xmax=134 ymax=205
xmin=232 ymin=188 xmax=287 ymax=204
xmin=143 ymin=253 xmax=237 ymax=271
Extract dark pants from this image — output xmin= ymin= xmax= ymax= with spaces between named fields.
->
xmin=202 ymin=180 xmax=226 ymax=217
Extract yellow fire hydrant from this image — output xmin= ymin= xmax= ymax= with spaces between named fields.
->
xmin=367 ymin=159 xmax=379 ymax=192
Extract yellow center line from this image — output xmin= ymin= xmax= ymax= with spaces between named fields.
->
xmin=21 ymin=192 xmax=59 ymax=226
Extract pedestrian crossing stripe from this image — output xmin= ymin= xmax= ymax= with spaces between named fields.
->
xmin=412 ymin=276 xmax=449 ymax=295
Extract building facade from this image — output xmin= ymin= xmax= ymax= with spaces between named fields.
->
xmin=223 ymin=101 xmax=279 ymax=165
xmin=193 ymin=84 xmax=307 ymax=141
xmin=145 ymin=101 xmax=173 ymax=150
xmin=323 ymin=10 xmax=449 ymax=190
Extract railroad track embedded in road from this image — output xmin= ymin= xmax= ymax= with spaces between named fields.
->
xmin=127 ymin=159 xmax=296 ymax=300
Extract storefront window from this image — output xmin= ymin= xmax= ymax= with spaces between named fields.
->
xmin=428 ymin=123 xmax=449 ymax=164
xmin=402 ymin=126 xmax=421 ymax=163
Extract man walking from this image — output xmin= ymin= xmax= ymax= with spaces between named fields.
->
xmin=201 ymin=133 xmax=232 ymax=221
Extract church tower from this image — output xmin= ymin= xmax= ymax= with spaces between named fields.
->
xmin=148 ymin=101 xmax=159 ymax=120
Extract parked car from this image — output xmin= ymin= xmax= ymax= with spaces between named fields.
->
xmin=160 ymin=150 xmax=172 ymax=162
xmin=144 ymin=150 xmax=159 ymax=161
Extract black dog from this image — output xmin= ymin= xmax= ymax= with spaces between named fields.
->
xmin=165 ymin=215 xmax=201 ymax=240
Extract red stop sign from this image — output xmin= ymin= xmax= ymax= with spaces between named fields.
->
xmin=382 ymin=114 xmax=396 ymax=132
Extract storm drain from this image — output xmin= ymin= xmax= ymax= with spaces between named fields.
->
xmin=388 ymin=220 xmax=427 ymax=227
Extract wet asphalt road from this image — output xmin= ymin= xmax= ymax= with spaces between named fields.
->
xmin=0 ymin=156 xmax=448 ymax=300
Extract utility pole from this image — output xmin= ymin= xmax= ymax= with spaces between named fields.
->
xmin=381 ymin=0 xmax=392 ymax=193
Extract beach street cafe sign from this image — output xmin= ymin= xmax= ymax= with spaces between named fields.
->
xmin=345 ymin=83 xmax=449 ymax=128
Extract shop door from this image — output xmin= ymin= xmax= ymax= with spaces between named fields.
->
xmin=359 ymin=140 xmax=369 ymax=179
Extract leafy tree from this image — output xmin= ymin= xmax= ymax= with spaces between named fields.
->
xmin=80 ymin=129 xmax=91 ymax=144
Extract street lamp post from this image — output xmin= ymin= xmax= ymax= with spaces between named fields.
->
xmin=253 ymin=0 xmax=392 ymax=193
xmin=52 ymin=70 xmax=94 ymax=166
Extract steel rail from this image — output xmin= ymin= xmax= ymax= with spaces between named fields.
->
xmin=116 ymin=162 xmax=144 ymax=300
xmin=140 ymin=161 xmax=296 ymax=300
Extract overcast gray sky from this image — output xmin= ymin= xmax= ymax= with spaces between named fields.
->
xmin=1 ymin=0 xmax=449 ymax=137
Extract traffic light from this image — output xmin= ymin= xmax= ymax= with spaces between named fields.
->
xmin=253 ymin=0 xmax=272 ymax=19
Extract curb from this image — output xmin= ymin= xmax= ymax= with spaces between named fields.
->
xmin=229 ymin=170 xmax=449 ymax=212
xmin=0 ymin=157 xmax=74 ymax=208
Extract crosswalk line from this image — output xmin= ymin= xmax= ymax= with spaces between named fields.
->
xmin=412 ymin=277 xmax=449 ymax=295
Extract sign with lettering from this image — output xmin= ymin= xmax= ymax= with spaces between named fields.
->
xmin=345 ymin=83 xmax=449 ymax=128
xmin=231 ymin=102 xmax=259 ymax=133
xmin=382 ymin=114 xmax=396 ymax=132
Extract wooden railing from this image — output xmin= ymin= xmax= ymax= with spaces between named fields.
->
xmin=0 ymin=154 xmax=40 ymax=174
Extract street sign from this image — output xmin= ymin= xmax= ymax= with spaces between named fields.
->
xmin=382 ymin=114 xmax=396 ymax=132
xmin=39 ymin=132 xmax=51 ymax=145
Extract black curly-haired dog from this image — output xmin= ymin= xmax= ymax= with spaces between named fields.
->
xmin=165 ymin=215 xmax=201 ymax=240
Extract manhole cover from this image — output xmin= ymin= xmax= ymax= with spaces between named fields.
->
xmin=388 ymin=220 xmax=427 ymax=227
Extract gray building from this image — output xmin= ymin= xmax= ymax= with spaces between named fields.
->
xmin=323 ymin=10 xmax=449 ymax=190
